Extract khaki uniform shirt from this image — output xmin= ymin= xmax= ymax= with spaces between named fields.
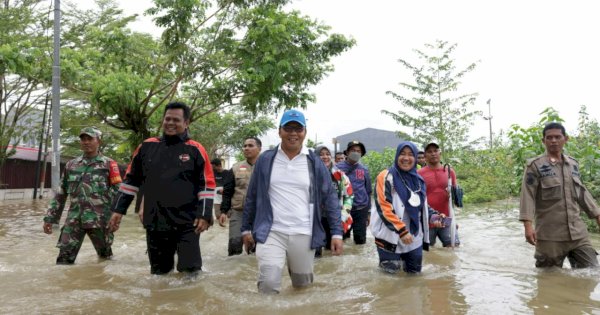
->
xmin=519 ymin=154 xmax=600 ymax=241
xmin=231 ymin=160 xmax=255 ymax=211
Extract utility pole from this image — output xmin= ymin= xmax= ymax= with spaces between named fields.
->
xmin=51 ymin=0 xmax=61 ymax=192
xmin=33 ymin=94 xmax=49 ymax=199
xmin=483 ymin=99 xmax=493 ymax=149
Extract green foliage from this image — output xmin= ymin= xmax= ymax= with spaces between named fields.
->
xmin=56 ymin=0 xmax=354 ymax=152
xmin=451 ymin=146 xmax=515 ymax=203
xmin=382 ymin=40 xmax=482 ymax=154
xmin=506 ymin=107 xmax=564 ymax=194
xmin=187 ymin=111 xmax=274 ymax=158
xmin=0 ymin=0 xmax=50 ymax=178
xmin=361 ymin=147 xmax=395 ymax=185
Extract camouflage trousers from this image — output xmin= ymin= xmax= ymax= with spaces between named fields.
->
xmin=55 ymin=223 xmax=113 ymax=264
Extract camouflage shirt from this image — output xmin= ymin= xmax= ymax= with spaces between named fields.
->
xmin=44 ymin=154 xmax=122 ymax=229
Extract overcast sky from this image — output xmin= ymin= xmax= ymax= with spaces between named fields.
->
xmin=78 ymin=0 xmax=600 ymax=151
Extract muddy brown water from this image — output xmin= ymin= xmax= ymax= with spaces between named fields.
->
xmin=1 ymin=199 xmax=600 ymax=314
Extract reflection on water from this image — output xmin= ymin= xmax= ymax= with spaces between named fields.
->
xmin=1 ymin=199 xmax=600 ymax=314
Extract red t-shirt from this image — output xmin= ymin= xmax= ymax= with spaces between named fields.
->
xmin=417 ymin=165 xmax=457 ymax=216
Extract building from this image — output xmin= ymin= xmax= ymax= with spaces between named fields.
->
xmin=0 ymin=146 xmax=62 ymax=200
xmin=333 ymin=128 xmax=405 ymax=154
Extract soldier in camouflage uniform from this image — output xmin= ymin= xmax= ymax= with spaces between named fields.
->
xmin=43 ymin=127 xmax=122 ymax=264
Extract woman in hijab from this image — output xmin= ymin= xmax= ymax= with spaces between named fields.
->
xmin=315 ymin=146 xmax=354 ymax=257
xmin=370 ymin=141 xmax=443 ymax=273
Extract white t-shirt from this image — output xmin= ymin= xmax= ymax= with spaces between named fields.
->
xmin=269 ymin=146 xmax=312 ymax=235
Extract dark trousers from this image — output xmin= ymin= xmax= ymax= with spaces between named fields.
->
xmin=377 ymin=246 xmax=423 ymax=273
xmin=146 ymin=227 xmax=202 ymax=275
xmin=345 ymin=205 xmax=370 ymax=244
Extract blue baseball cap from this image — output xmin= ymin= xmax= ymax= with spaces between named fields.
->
xmin=280 ymin=109 xmax=306 ymax=127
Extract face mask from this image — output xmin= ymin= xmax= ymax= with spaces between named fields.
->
xmin=347 ymin=151 xmax=361 ymax=163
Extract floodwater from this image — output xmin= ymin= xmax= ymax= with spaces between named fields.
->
xmin=2 ymin=199 xmax=600 ymax=315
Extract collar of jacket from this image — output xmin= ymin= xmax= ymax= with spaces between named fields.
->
xmin=161 ymin=130 xmax=189 ymax=145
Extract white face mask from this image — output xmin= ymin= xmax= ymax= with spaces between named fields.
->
xmin=347 ymin=151 xmax=361 ymax=163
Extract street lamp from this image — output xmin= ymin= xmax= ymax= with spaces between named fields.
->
xmin=482 ymin=99 xmax=493 ymax=149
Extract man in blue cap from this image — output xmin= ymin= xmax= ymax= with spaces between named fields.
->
xmin=242 ymin=109 xmax=343 ymax=293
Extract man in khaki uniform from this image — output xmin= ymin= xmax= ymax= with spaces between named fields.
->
xmin=218 ymin=137 xmax=262 ymax=256
xmin=520 ymin=122 xmax=600 ymax=268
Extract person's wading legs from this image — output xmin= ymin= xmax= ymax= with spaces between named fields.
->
xmin=286 ymin=233 xmax=314 ymax=288
xmin=56 ymin=223 xmax=86 ymax=264
xmin=176 ymin=227 xmax=202 ymax=273
xmin=400 ymin=246 xmax=423 ymax=273
xmin=256 ymin=231 xmax=315 ymax=293
xmin=146 ymin=229 xmax=177 ymax=274
xmin=86 ymin=228 xmax=113 ymax=258
xmin=567 ymin=238 xmax=599 ymax=269
xmin=228 ymin=210 xmax=243 ymax=256
xmin=349 ymin=206 xmax=369 ymax=244
xmin=256 ymin=231 xmax=287 ymax=294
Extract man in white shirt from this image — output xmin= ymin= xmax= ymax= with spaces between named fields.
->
xmin=241 ymin=109 xmax=343 ymax=294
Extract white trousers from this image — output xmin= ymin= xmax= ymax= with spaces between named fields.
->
xmin=256 ymin=230 xmax=315 ymax=293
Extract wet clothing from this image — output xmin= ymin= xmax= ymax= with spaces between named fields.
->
xmin=337 ymin=160 xmax=371 ymax=244
xmin=242 ymin=145 xmax=341 ymax=293
xmin=256 ymin=231 xmax=314 ymax=294
xmin=112 ymin=132 xmax=215 ymax=273
xmin=242 ymin=146 xmax=342 ymax=249
xmin=519 ymin=153 xmax=600 ymax=268
xmin=146 ymin=227 xmax=202 ymax=274
xmin=221 ymin=160 xmax=255 ymax=256
xmin=429 ymin=224 xmax=460 ymax=247
xmin=535 ymin=238 xmax=598 ymax=268
xmin=370 ymin=142 xmax=438 ymax=274
xmin=44 ymin=154 xmax=122 ymax=264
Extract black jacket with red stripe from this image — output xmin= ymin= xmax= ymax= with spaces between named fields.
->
xmin=112 ymin=132 xmax=216 ymax=230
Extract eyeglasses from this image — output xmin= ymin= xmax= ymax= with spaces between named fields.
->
xmin=282 ymin=125 xmax=305 ymax=133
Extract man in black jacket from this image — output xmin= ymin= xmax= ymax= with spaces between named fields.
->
xmin=211 ymin=158 xmax=234 ymax=219
xmin=109 ymin=101 xmax=216 ymax=275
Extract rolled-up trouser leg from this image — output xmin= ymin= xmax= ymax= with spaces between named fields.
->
xmin=228 ymin=210 xmax=244 ymax=256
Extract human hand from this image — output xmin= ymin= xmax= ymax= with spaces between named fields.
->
xmin=217 ymin=213 xmax=227 ymax=227
xmin=108 ymin=212 xmax=123 ymax=232
xmin=330 ymin=238 xmax=344 ymax=255
xmin=194 ymin=218 xmax=209 ymax=234
xmin=43 ymin=222 xmax=53 ymax=234
xmin=138 ymin=207 xmax=144 ymax=224
xmin=524 ymin=221 xmax=536 ymax=245
xmin=242 ymin=234 xmax=255 ymax=254
xmin=400 ymin=233 xmax=413 ymax=245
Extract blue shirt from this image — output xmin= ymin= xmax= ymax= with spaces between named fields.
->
xmin=336 ymin=161 xmax=372 ymax=208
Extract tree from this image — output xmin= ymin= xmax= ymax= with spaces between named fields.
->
xmin=187 ymin=111 xmax=274 ymax=158
xmin=382 ymin=40 xmax=481 ymax=155
xmin=58 ymin=0 xmax=355 ymax=149
xmin=0 ymin=0 xmax=51 ymax=181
